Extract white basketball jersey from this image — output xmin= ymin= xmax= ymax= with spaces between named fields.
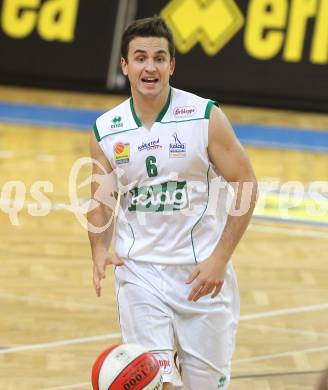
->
xmin=94 ymin=87 xmax=228 ymax=265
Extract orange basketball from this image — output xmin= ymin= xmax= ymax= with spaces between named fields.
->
xmin=114 ymin=143 xmax=125 ymax=154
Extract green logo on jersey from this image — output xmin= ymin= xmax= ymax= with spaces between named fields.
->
xmin=111 ymin=116 xmax=123 ymax=128
xmin=128 ymin=181 xmax=189 ymax=212
xmin=218 ymin=376 xmax=227 ymax=388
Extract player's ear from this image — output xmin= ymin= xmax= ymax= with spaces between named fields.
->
xmin=169 ymin=57 xmax=175 ymax=76
xmin=121 ymin=57 xmax=128 ymax=76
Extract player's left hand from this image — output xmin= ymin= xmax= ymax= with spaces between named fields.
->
xmin=185 ymin=255 xmax=227 ymax=302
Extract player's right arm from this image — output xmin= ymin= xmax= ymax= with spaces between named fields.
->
xmin=87 ymin=132 xmax=123 ymax=297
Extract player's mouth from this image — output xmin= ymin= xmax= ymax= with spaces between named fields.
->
xmin=141 ymin=77 xmax=159 ymax=84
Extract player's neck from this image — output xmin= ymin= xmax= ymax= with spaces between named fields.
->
xmin=131 ymin=86 xmax=170 ymax=130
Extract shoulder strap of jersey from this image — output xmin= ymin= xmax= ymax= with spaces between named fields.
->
xmin=93 ymin=98 xmax=141 ymax=142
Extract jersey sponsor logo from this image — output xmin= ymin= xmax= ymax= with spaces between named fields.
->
xmin=114 ymin=142 xmax=130 ymax=164
xmin=111 ymin=116 xmax=123 ymax=129
xmin=169 ymin=132 xmax=186 ymax=158
xmin=152 ymin=352 xmax=172 ymax=375
xmin=173 ymin=105 xmax=196 ymax=118
xmin=138 ymin=137 xmax=163 ymax=152
xmin=128 ymin=181 xmax=189 ymax=212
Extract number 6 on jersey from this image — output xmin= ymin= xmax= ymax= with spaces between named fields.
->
xmin=146 ymin=155 xmax=158 ymax=177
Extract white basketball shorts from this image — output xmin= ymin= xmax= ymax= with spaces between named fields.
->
xmin=114 ymin=259 xmax=240 ymax=389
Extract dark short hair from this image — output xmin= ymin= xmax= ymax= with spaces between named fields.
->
xmin=121 ymin=16 xmax=175 ymax=60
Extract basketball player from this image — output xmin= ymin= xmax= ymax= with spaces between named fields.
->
xmin=88 ymin=17 xmax=257 ymax=390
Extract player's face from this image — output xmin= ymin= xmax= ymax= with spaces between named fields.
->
xmin=121 ymin=37 xmax=175 ymax=99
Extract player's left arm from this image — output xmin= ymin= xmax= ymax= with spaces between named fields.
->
xmin=187 ymin=106 xmax=258 ymax=301
xmin=207 ymin=106 xmax=258 ymax=262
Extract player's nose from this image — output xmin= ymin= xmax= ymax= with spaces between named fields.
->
xmin=144 ymin=59 xmax=156 ymax=72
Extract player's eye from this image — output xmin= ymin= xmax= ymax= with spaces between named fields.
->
xmin=136 ymin=56 xmax=145 ymax=62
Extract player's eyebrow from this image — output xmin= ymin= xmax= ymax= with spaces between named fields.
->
xmin=154 ymin=49 xmax=168 ymax=55
xmin=133 ymin=49 xmax=168 ymax=55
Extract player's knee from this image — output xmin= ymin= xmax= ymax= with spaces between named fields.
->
xmin=181 ymin=355 xmax=229 ymax=390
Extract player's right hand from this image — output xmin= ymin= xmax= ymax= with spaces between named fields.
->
xmin=93 ymin=253 xmax=124 ymax=296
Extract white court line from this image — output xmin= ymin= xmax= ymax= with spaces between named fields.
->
xmin=248 ymin=223 xmax=328 ymax=238
xmin=0 ymin=333 xmax=121 ymax=354
xmin=239 ymin=323 xmax=328 ymax=338
xmin=0 ymin=292 xmax=110 ymax=311
xmin=240 ymin=303 xmax=328 ymax=321
xmin=40 ymin=383 xmax=89 ymax=390
xmin=233 ymin=345 xmax=328 ymax=364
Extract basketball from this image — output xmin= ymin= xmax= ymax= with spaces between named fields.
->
xmin=91 ymin=344 xmax=163 ymax=390
xmin=114 ymin=143 xmax=125 ymax=154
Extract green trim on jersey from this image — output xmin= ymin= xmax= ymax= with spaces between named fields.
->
xmin=114 ymin=269 xmax=123 ymax=335
xmin=127 ymin=223 xmax=135 ymax=259
xmin=105 ymin=127 xmax=140 ymax=138
xmin=93 ymin=123 xmax=101 ymax=142
xmin=205 ymin=100 xmax=218 ymax=119
xmin=97 ymin=126 xmax=140 ymax=141
xmin=160 ymin=117 xmax=205 ymax=125
xmin=155 ymin=87 xmax=172 ymax=122
xmin=191 ymin=165 xmax=210 ymax=263
xmin=129 ymin=98 xmax=142 ymax=127
xmin=129 ymin=88 xmax=172 ymax=126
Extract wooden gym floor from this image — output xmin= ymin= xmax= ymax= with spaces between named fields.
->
xmin=0 ymin=86 xmax=327 ymax=390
